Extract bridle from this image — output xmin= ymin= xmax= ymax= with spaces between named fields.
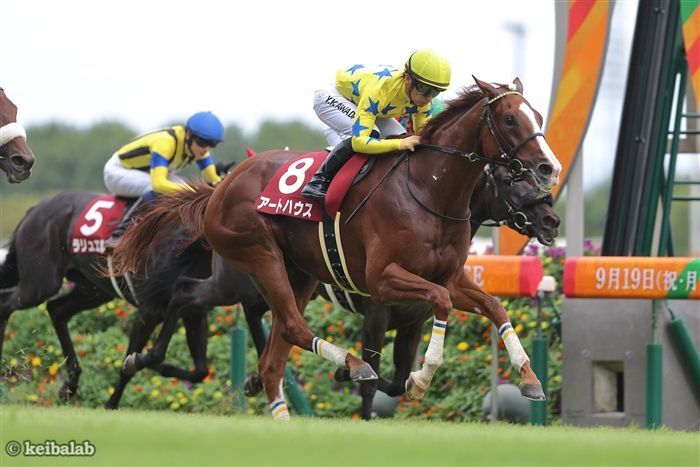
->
xmin=0 ymin=88 xmax=27 ymax=160
xmin=406 ymin=90 xmax=546 ymax=222
xmin=346 ymin=89 xmax=548 ymax=225
xmin=472 ymin=165 xmax=553 ymax=234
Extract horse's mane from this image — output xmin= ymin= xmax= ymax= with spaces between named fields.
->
xmin=420 ymin=83 xmax=513 ymax=141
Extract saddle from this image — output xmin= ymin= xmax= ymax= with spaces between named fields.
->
xmin=256 ymin=152 xmax=373 ymax=221
xmin=69 ymin=195 xmax=133 ymax=255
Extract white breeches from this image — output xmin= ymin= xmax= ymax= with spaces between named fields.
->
xmin=103 ymin=152 xmax=185 ymax=197
xmin=313 ymin=86 xmax=406 ymax=146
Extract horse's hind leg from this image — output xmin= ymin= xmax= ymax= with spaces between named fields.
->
xmin=46 ymin=280 xmax=111 ymax=402
xmin=0 ymin=269 xmax=65 ymax=366
xmin=449 ymin=270 xmax=545 ymax=401
xmin=123 ymin=307 xmax=179 ymax=374
xmin=152 ymin=311 xmax=209 ymax=383
xmin=105 ymin=309 xmax=159 ymax=409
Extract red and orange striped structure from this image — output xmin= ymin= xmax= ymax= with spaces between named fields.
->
xmin=464 ymin=255 xmax=543 ymax=297
xmin=563 ymin=256 xmax=700 ymax=299
xmin=681 ymin=1 xmax=700 ymax=107
xmin=499 ymin=1 xmax=612 ymax=254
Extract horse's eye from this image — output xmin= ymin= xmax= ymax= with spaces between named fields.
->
xmin=504 ymin=115 xmax=516 ymax=126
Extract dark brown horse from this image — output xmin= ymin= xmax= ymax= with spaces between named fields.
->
xmin=0 ymin=88 xmax=35 ymax=183
xmin=112 ymin=77 xmax=561 ymax=419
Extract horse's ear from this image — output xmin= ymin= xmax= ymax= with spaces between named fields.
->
xmin=472 ymin=75 xmax=498 ymax=97
xmin=513 ymin=77 xmax=523 ymax=93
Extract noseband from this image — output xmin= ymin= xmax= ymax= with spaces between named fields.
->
xmin=475 ymin=166 xmax=553 ymax=234
xmin=0 ymin=89 xmax=27 ymax=160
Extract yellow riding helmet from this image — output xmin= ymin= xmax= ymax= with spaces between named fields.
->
xmin=405 ymin=49 xmax=451 ymax=90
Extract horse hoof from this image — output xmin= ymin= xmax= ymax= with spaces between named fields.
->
xmin=243 ymin=374 xmax=263 ymax=397
xmin=349 ymin=363 xmax=377 ymax=382
xmin=405 ymin=373 xmax=427 ymax=400
xmin=58 ymin=384 xmax=77 ymax=403
xmin=520 ymin=383 xmax=546 ymax=401
xmin=122 ymin=353 xmax=138 ymax=376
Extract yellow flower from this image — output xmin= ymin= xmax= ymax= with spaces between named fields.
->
xmin=108 ymin=387 xmax=115 ymax=395
xmin=48 ymin=363 xmax=60 ymax=376
xmin=47 ymin=345 xmax=55 ymax=353
xmin=422 ymin=333 xmax=430 ymax=343
xmin=166 ymin=395 xmax=174 ymax=402
xmin=151 ymin=376 xmax=162 ymax=386
xmin=325 ymin=336 xmax=334 ymax=343
xmin=99 ymin=305 xmax=107 ymax=313
xmin=515 ymin=324 xmax=524 ymax=334
xmin=150 ymin=389 xmax=160 ymax=398
xmin=107 ymin=301 xmax=115 ymax=309
xmin=315 ymin=402 xmax=327 ymax=410
xmin=26 ymin=394 xmax=39 ymax=402
xmin=542 ymin=322 xmax=550 ymax=330
xmin=113 ymin=360 xmax=122 ymax=368
xmin=30 ymin=356 xmax=41 ymax=367
xmin=194 ymin=387 xmax=204 ymax=396
xmin=170 ymin=402 xmax=180 ymax=410
xmin=208 ymin=324 xmax=216 ymax=333
xmin=214 ymin=391 xmax=223 ymax=399
xmin=457 ymin=342 xmax=469 ymax=352
xmin=9 ymin=357 xmax=18 ymax=367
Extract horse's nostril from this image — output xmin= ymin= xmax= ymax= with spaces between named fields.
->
xmin=537 ymin=163 xmax=553 ymax=178
xmin=543 ymin=215 xmax=560 ymax=228
xmin=10 ymin=154 xmax=33 ymax=170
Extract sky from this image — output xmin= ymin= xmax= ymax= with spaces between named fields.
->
xmin=3 ymin=0 xmax=647 ymax=188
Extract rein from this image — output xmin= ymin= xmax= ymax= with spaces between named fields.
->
xmin=345 ymin=90 xmax=547 ymax=225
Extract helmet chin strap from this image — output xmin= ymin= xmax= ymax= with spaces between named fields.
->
xmin=0 ymin=122 xmax=26 ymax=147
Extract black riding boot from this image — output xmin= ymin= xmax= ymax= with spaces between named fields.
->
xmin=105 ymin=196 xmax=145 ymax=250
xmin=301 ymin=138 xmax=354 ymax=204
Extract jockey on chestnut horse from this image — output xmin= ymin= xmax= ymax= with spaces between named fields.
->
xmin=112 ymin=71 xmax=561 ymax=419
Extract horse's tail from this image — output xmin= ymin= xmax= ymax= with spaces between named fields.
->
xmin=110 ymin=182 xmax=215 ymax=276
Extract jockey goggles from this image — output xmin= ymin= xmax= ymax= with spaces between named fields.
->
xmin=193 ymin=135 xmax=219 ymax=149
xmin=412 ymin=79 xmax=443 ymax=98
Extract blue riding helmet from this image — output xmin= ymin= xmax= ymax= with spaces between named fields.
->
xmin=186 ymin=111 xmax=224 ymax=142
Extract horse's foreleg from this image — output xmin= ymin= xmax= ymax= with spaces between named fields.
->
xmin=358 ymin=307 xmax=390 ymax=420
xmin=153 ymin=312 xmax=210 ymax=382
xmin=381 ymin=320 xmax=425 ymax=397
xmin=369 ymin=263 xmax=453 ymax=400
xmin=250 ymin=256 xmax=376 ymax=383
xmin=259 ymin=320 xmax=292 ymax=420
xmin=448 ymin=271 xmax=545 ymax=401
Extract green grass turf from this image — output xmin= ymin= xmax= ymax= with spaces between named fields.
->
xmin=1 ymin=405 xmax=698 ymax=466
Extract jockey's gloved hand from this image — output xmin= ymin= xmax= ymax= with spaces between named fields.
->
xmin=215 ymin=161 xmax=237 ymax=178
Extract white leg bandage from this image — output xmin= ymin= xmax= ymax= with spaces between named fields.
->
xmin=413 ymin=319 xmax=446 ymax=388
xmin=499 ymin=322 xmax=529 ymax=370
xmin=269 ymin=379 xmax=289 ymax=420
xmin=312 ymin=337 xmax=348 ymax=366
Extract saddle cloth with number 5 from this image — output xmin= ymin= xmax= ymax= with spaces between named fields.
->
xmin=70 ymin=195 xmax=128 ymax=255
xmin=256 ymin=151 xmax=369 ymax=221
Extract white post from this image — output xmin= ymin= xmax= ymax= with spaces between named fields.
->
xmin=566 ymin=150 xmax=584 ymax=257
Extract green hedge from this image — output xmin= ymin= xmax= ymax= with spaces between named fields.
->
xmin=1 ymin=243 xmax=597 ymax=420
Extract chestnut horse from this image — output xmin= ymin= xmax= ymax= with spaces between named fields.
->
xmin=112 ymin=77 xmax=561 ymax=419
xmin=0 ymin=88 xmax=35 ymax=183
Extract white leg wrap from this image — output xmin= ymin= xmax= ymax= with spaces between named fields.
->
xmin=269 ymin=379 xmax=289 ymax=420
xmin=312 ymin=337 xmax=348 ymax=367
xmin=414 ymin=319 xmax=446 ymax=388
xmin=499 ymin=322 xmax=529 ymax=370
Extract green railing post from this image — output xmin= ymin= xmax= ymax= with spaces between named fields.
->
xmin=665 ymin=309 xmax=700 ymax=400
xmin=646 ymin=300 xmax=663 ymax=428
xmin=230 ymin=310 xmax=247 ymax=413
xmin=530 ymin=291 xmax=548 ymax=425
